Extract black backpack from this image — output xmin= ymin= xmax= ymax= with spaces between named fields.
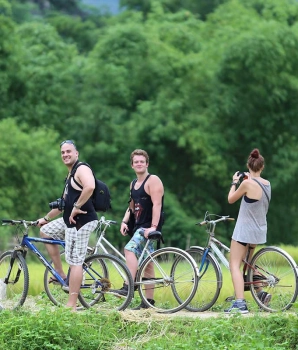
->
xmin=71 ymin=162 xmax=111 ymax=212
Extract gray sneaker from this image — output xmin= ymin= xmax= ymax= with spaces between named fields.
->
xmin=224 ymin=300 xmax=249 ymax=314
xmin=257 ymin=291 xmax=271 ymax=306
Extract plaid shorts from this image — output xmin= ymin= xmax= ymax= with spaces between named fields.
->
xmin=41 ymin=217 xmax=98 ymax=265
xmin=124 ymin=228 xmax=155 ymax=261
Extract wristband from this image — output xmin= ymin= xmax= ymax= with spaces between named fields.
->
xmin=122 ymin=221 xmax=127 ymax=224
xmin=44 ymin=216 xmax=50 ymax=222
xmin=73 ymin=202 xmax=81 ymax=209
xmin=151 ymin=224 xmax=158 ymax=228
xmin=230 ymin=182 xmax=238 ymax=187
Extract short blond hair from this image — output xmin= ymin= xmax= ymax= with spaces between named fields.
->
xmin=130 ymin=149 xmax=149 ymax=165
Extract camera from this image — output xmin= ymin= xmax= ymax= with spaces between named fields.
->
xmin=237 ymin=171 xmax=248 ymax=182
xmin=49 ymin=198 xmax=65 ymax=211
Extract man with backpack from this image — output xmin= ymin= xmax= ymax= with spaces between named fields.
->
xmin=111 ymin=149 xmax=164 ymax=309
xmin=36 ymin=140 xmax=98 ymax=311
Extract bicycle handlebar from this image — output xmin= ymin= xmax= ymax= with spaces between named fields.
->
xmin=98 ymin=216 xmax=117 ymax=225
xmin=196 ymin=216 xmax=235 ymax=226
xmin=1 ymin=219 xmax=39 ymax=226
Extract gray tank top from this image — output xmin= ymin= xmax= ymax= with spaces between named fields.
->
xmin=232 ymin=181 xmax=271 ymax=244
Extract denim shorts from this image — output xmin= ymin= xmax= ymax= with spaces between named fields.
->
xmin=124 ymin=228 xmax=154 ymax=261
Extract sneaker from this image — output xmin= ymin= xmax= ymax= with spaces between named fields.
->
xmin=110 ymin=283 xmax=129 ymax=296
xmin=257 ymin=291 xmax=271 ymax=306
xmin=131 ymin=298 xmax=155 ymax=310
xmin=224 ymin=300 xmax=249 ymax=314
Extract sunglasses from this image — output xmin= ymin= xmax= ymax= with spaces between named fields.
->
xmin=60 ymin=140 xmax=77 ymax=149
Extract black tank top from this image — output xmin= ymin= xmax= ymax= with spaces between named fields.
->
xmin=131 ymin=174 xmax=164 ymax=231
xmin=63 ymin=165 xmax=97 ymax=229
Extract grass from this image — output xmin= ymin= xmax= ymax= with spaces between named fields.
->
xmin=0 ymin=303 xmax=297 ymax=350
xmin=1 ymin=246 xmax=298 ymax=349
xmin=26 ymin=243 xmax=298 ymax=310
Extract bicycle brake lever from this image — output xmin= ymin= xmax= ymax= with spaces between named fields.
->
xmin=196 ymin=221 xmax=207 ymax=226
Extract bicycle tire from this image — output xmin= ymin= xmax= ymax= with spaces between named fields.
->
xmin=0 ymin=250 xmax=29 ymax=310
xmin=182 ymin=247 xmax=222 ymax=312
xmin=136 ymin=247 xmax=199 ymax=313
xmin=44 ymin=251 xmax=108 ymax=310
xmin=247 ymin=246 xmax=298 ymax=312
xmin=78 ymin=253 xmax=134 ymax=311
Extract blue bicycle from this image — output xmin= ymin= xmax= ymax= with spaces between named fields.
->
xmin=0 ymin=219 xmax=134 ymax=311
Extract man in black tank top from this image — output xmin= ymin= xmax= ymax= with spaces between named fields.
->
xmin=36 ymin=140 xmax=98 ymax=311
xmin=111 ymin=149 xmax=164 ymax=309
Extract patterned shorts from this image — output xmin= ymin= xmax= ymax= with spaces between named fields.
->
xmin=124 ymin=228 xmax=155 ymax=261
xmin=41 ymin=217 xmax=98 ymax=265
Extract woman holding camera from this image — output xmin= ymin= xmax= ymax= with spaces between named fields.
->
xmin=225 ymin=148 xmax=271 ymax=314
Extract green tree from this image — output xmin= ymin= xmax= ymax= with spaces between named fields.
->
xmin=0 ymin=1 xmax=26 ymax=121
xmin=45 ymin=14 xmax=101 ymax=53
xmin=0 ymin=119 xmax=66 ymax=221
xmin=14 ymin=22 xmax=80 ymax=134
xmin=120 ymin=0 xmax=226 ymax=19
xmin=207 ymin=2 xmax=298 ymax=244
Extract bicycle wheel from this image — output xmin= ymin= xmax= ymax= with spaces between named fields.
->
xmin=44 ymin=250 xmax=108 ymax=310
xmin=0 ymin=250 xmax=29 ymax=310
xmin=247 ymin=246 xmax=298 ymax=312
xmin=44 ymin=253 xmax=81 ymax=309
xmin=182 ymin=247 xmax=222 ymax=312
xmin=78 ymin=253 xmax=134 ymax=311
xmin=136 ymin=247 xmax=198 ymax=313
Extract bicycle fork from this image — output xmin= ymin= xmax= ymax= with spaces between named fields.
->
xmin=4 ymin=249 xmax=26 ymax=285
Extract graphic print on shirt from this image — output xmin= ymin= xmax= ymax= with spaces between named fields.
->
xmin=134 ymin=200 xmax=144 ymax=224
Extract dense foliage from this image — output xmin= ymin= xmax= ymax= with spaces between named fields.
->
xmin=1 ymin=0 xmax=298 ymax=252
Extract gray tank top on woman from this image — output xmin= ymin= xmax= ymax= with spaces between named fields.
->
xmin=232 ymin=182 xmax=271 ymax=244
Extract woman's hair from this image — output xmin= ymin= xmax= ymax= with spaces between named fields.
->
xmin=130 ymin=149 xmax=149 ymax=164
xmin=247 ymin=148 xmax=264 ymax=172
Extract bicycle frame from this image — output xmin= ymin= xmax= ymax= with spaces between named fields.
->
xmin=2 ymin=221 xmax=104 ymax=290
xmin=95 ymin=217 xmax=154 ymax=267
xmin=94 ymin=217 xmax=173 ymax=285
xmin=11 ymin=235 xmax=67 ymax=286
xmin=191 ymin=215 xmax=278 ymax=290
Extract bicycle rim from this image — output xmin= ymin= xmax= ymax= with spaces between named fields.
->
xmin=0 ymin=251 xmax=29 ymax=310
xmin=78 ymin=253 xmax=134 ymax=311
xmin=44 ymin=252 xmax=73 ymax=308
xmin=136 ymin=247 xmax=198 ymax=313
xmin=183 ymin=248 xmax=222 ymax=312
xmin=248 ymin=246 xmax=298 ymax=312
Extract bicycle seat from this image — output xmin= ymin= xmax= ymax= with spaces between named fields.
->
xmin=148 ymin=230 xmax=162 ymax=241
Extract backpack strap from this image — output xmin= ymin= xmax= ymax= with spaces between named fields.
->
xmin=128 ymin=178 xmax=137 ymax=203
xmin=252 ymin=178 xmax=270 ymax=203
xmin=70 ymin=161 xmax=87 ymax=189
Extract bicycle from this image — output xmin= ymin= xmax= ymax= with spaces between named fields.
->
xmin=180 ymin=212 xmax=298 ymax=312
xmin=78 ymin=216 xmax=200 ymax=314
xmin=0 ymin=219 xmax=134 ymax=311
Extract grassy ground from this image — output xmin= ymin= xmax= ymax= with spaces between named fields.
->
xmin=0 ymin=303 xmax=297 ymax=349
xmin=1 ymin=247 xmax=298 ymax=349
